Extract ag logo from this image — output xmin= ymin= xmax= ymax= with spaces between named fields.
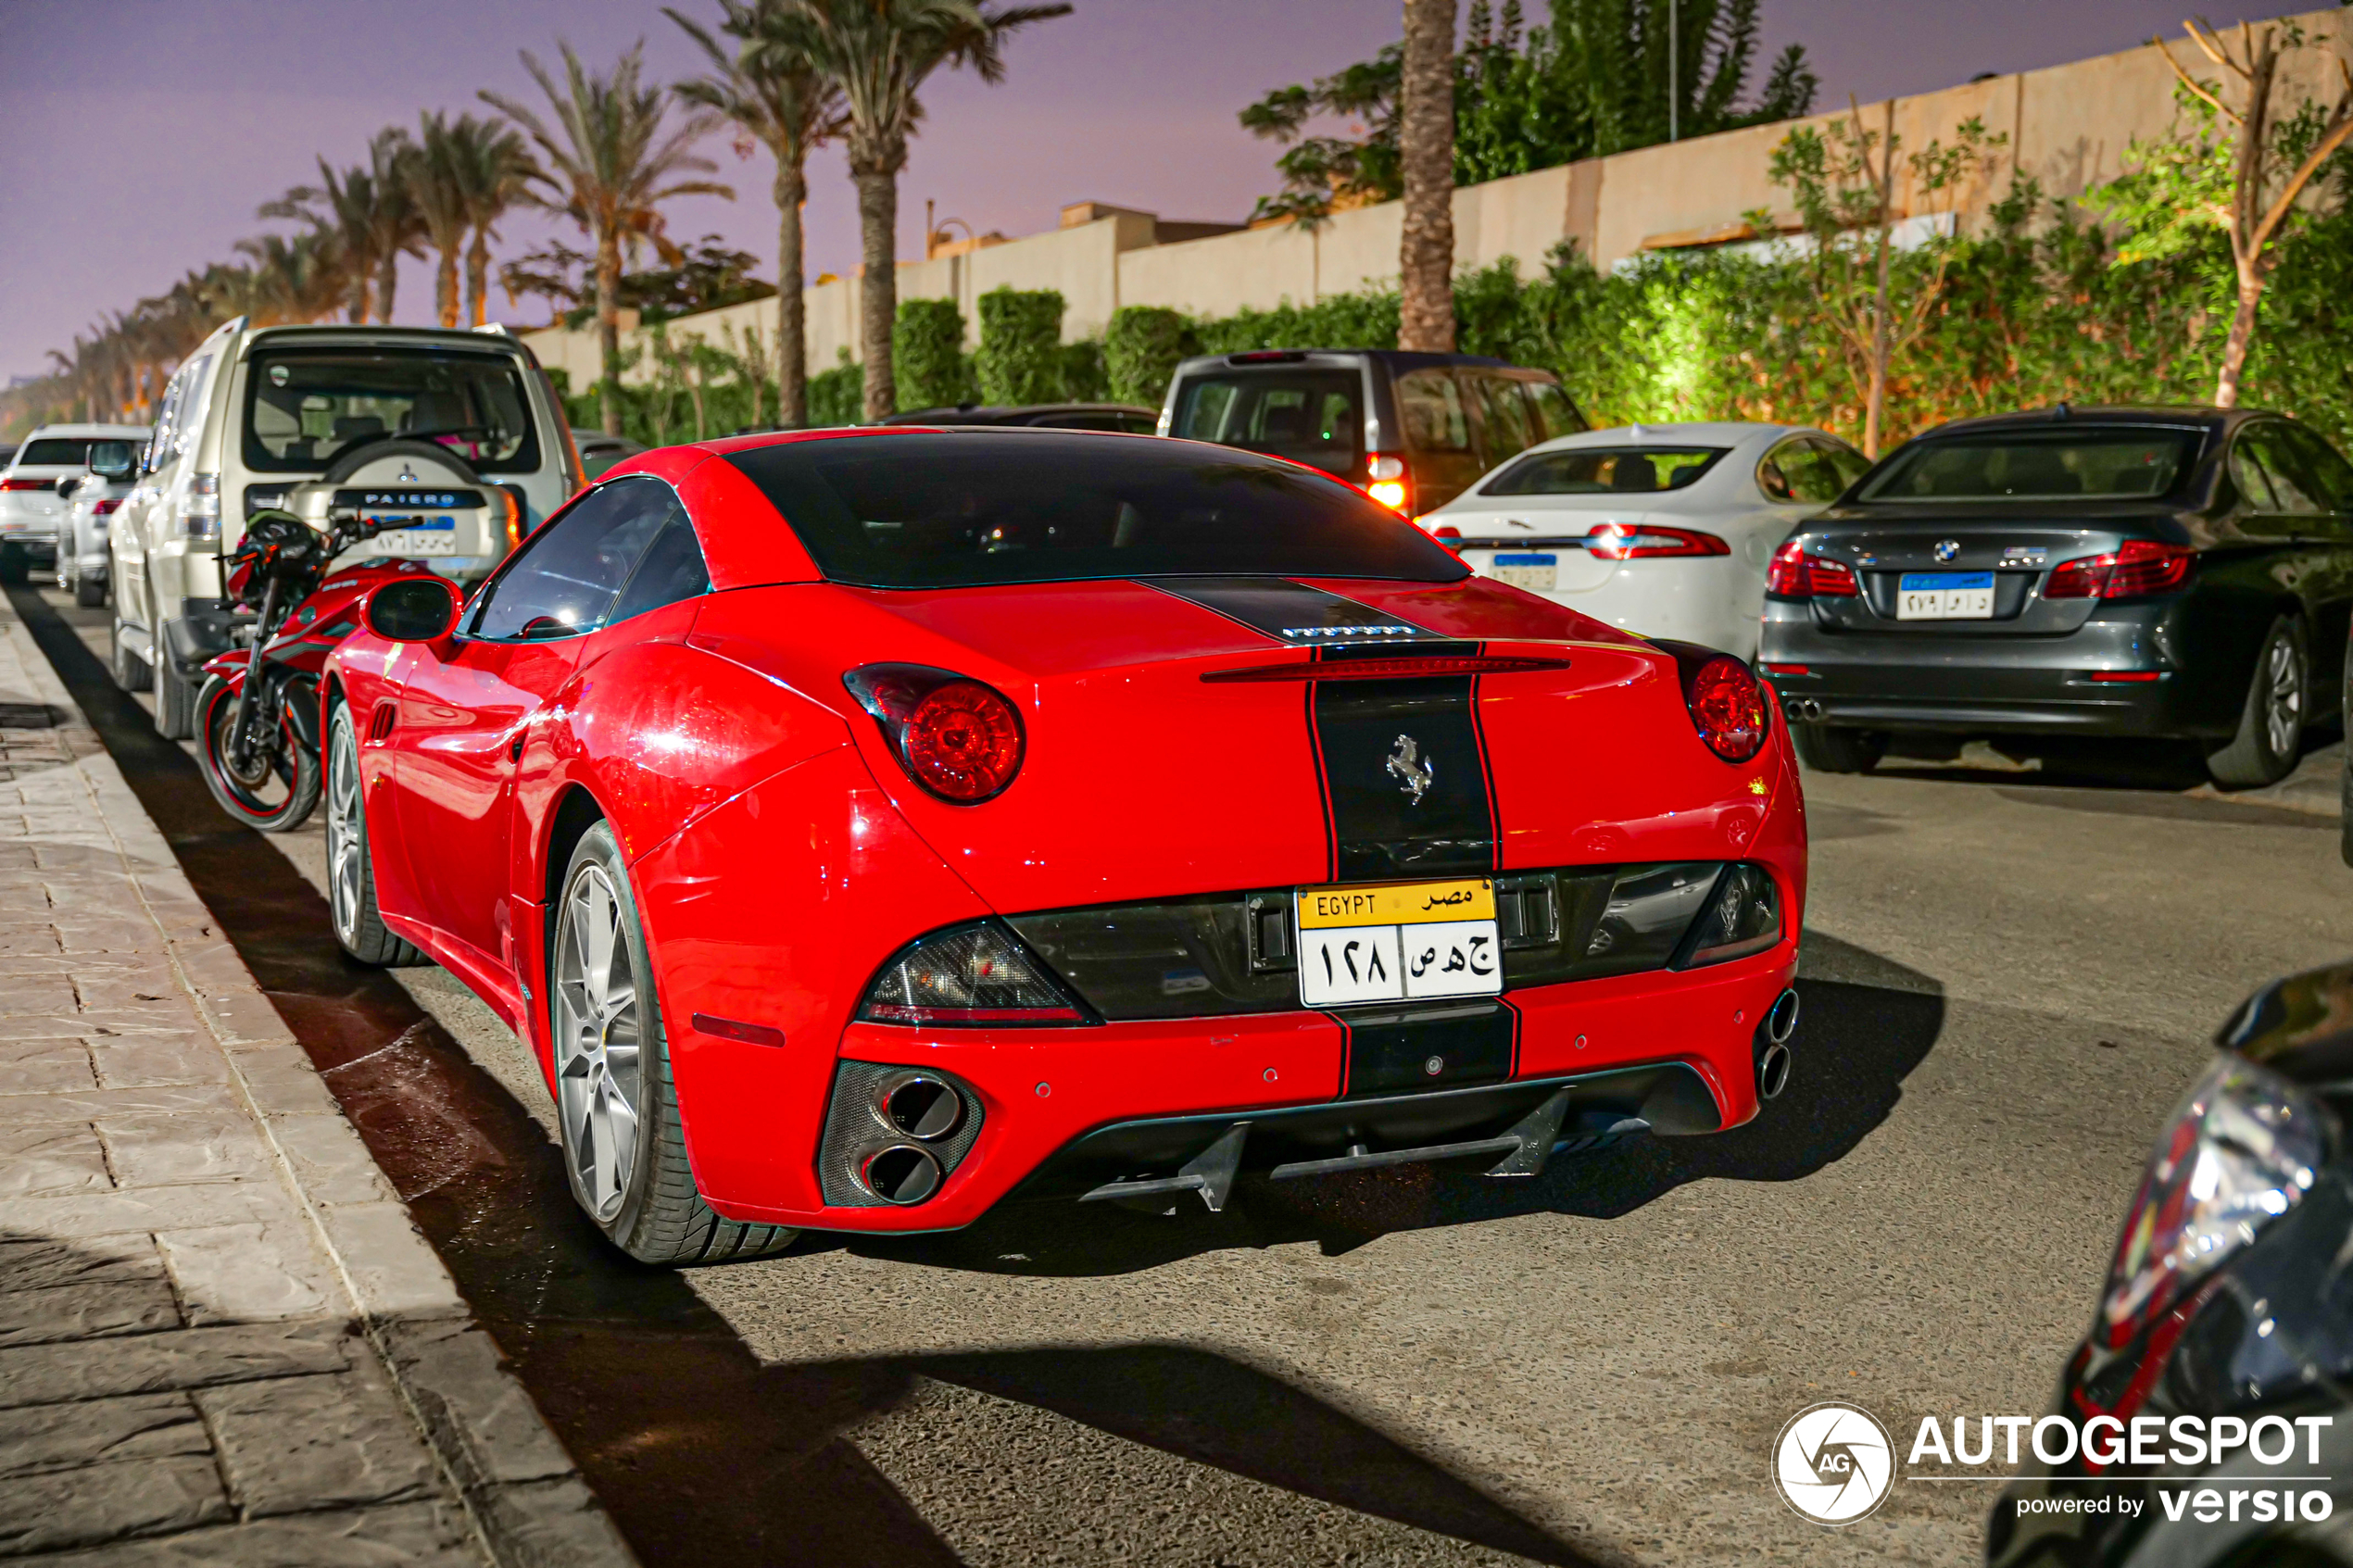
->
xmin=1772 ymin=1402 xmax=1894 ymax=1525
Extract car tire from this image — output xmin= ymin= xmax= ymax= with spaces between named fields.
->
xmin=2207 ymin=615 xmax=2306 ymax=790
xmin=154 ymin=659 xmax=195 ymax=741
xmin=1789 ymin=723 xmax=1885 ymax=774
xmin=198 ymin=676 xmax=321 ymax=833
xmin=324 ymin=704 xmax=425 ymax=967
xmin=108 ymin=618 xmax=152 ymax=693
xmin=0 ymin=545 xmax=25 ymax=586
xmin=74 ymin=570 xmax=106 ymax=608
xmin=550 ymin=821 xmax=798 ymax=1266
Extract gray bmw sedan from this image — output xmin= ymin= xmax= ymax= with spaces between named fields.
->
xmin=1758 ymin=406 xmax=2353 ymax=788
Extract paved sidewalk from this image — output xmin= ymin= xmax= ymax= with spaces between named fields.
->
xmin=0 ymin=598 xmax=634 ymax=1565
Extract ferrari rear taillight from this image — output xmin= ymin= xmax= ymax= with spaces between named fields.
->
xmin=1655 ymin=642 xmax=1770 ymax=763
xmin=1765 ymin=540 xmax=1858 ymax=597
xmin=844 ymin=664 xmax=1026 ymax=803
xmin=2044 ymin=539 xmax=2196 ymax=600
xmin=1584 ymin=522 xmax=1730 ymax=559
xmin=858 ymin=921 xmax=1088 ymax=1026
xmin=1674 ymin=864 xmax=1782 ymax=968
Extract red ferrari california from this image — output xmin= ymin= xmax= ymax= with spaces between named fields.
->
xmin=321 ymin=429 xmax=1806 ymax=1263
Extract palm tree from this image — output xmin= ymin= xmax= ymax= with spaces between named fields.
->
xmin=460 ymin=121 xmax=539 ymax=328
xmin=669 ymin=0 xmax=846 ymax=428
xmin=484 ymin=41 xmax=735 ymax=433
xmin=261 ymin=159 xmax=380 ymax=321
xmin=366 ymin=129 xmax=426 ymax=324
xmin=783 ymin=0 xmax=1068 ymax=420
xmin=1396 ymin=0 xmax=1456 ymax=352
xmin=411 ymin=113 xmax=475 ymax=327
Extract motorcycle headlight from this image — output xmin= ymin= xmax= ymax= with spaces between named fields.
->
xmin=2099 ymin=1055 xmax=2334 ymax=1345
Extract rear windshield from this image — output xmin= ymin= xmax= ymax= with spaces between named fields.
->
xmin=1170 ymin=370 xmax=1365 ymax=480
xmin=1483 ymin=445 xmax=1728 ymax=495
xmin=242 ymin=345 xmax=542 ymax=474
xmin=1857 ymin=428 xmax=2202 ymax=502
xmin=16 ymin=439 xmax=99 ymax=467
xmin=724 ymin=432 xmax=1466 ymax=589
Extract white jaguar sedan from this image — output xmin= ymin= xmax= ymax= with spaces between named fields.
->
xmin=1421 ymin=421 xmax=1868 ymax=659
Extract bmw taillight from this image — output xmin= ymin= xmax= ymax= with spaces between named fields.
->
xmin=858 ymin=921 xmax=1089 ymax=1026
xmin=2044 ymin=539 xmax=2196 ymax=600
xmin=1657 ymin=641 xmax=1771 ymax=762
xmin=1765 ymin=539 xmax=1858 ymax=597
xmin=1584 ymin=522 xmax=1730 ymax=559
xmin=844 ymin=664 xmax=1026 ymax=803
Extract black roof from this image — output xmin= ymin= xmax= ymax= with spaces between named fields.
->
xmin=877 ymin=403 xmax=1154 ymax=427
xmin=1912 ymin=405 xmax=2245 ymax=439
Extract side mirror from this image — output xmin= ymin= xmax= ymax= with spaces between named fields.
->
xmin=87 ymin=442 xmax=133 ymax=481
xmin=364 ymin=576 xmax=462 ymax=645
xmin=57 ymin=476 xmax=82 ymax=500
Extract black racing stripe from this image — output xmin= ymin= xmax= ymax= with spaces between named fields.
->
xmin=1338 ymin=1001 xmax=1517 ymax=1098
xmin=1310 ymin=659 xmax=1497 ymax=882
xmin=1140 ymin=577 xmax=1448 ymax=646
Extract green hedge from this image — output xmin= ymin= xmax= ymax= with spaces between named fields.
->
xmin=1103 ymin=307 xmax=1192 ymax=408
xmin=894 ymin=298 xmax=975 ymax=411
xmin=808 ymin=348 xmax=863 ymax=428
xmin=975 ymin=287 xmax=1066 ymax=405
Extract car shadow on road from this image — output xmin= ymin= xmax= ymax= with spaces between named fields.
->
xmin=842 ymin=942 xmax=1944 ymax=1280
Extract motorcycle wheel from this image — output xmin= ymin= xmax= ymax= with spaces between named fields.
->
xmin=195 ymin=675 xmax=321 ymax=833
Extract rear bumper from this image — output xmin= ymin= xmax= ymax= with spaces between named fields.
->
xmin=700 ymin=939 xmax=1799 ymax=1234
xmin=1758 ymin=601 xmax=2239 ymax=739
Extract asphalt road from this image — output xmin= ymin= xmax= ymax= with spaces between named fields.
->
xmin=36 ymin=584 xmax=2353 ymax=1567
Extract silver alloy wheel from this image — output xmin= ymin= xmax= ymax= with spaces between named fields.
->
xmin=326 ymin=713 xmax=365 ymax=947
xmin=2266 ymin=633 xmax=2303 ymax=759
xmin=553 ymin=862 xmax=644 ymax=1222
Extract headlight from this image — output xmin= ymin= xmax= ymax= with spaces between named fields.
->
xmin=2099 ymin=1056 xmax=2333 ymax=1345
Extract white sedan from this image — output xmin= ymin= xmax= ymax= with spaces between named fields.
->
xmin=1421 ymin=421 xmax=1868 ymax=659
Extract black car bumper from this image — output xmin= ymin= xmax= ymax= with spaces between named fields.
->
xmin=1759 ymin=602 xmax=2243 ymax=741
xmin=161 ymin=598 xmax=240 ymax=676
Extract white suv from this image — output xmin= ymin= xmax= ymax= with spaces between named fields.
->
xmin=0 ymin=424 xmax=151 ymax=585
xmin=109 ymin=320 xmax=583 ymax=736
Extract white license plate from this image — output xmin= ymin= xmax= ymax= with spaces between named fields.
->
xmin=1295 ymin=879 xmax=1502 ymax=1007
xmin=1896 ymin=571 xmax=1993 ymax=620
xmin=371 ymin=516 xmax=459 ymax=557
xmin=1490 ymin=552 xmax=1557 ymax=592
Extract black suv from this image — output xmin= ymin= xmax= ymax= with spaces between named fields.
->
xmin=1160 ymin=350 xmax=1585 ymax=515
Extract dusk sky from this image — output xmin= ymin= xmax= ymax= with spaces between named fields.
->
xmin=0 ymin=0 xmax=2324 ymax=382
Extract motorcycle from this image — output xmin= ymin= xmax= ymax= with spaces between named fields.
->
xmin=195 ymin=504 xmax=446 ymax=831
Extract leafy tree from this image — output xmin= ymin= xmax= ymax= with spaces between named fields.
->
xmin=1103 ymin=306 xmax=1193 ymax=406
xmin=411 ymin=112 xmax=477 ymax=328
xmin=1244 ymin=0 xmax=1817 ymax=224
xmin=484 ymin=41 xmax=735 ymax=434
xmin=457 ymin=119 xmax=539 ymax=328
xmin=670 ymin=0 xmax=848 ymax=428
xmin=2098 ymin=18 xmax=2353 ymax=407
xmin=1762 ymin=104 xmax=2004 ymax=455
xmin=782 ymin=0 xmax=1070 ymax=421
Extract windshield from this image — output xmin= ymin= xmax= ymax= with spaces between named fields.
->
xmin=1857 ymin=428 xmax=2202 ymax=502
xmin=241 ymin=345 xmax=542 ymax=474
xmin=1170 ymin=370 xmax=1365 ymax=480
xmin=724 ymin=432 xmax=1466 ymax=589
xmin=1483 ymin=445 xmax=1728 ymax=496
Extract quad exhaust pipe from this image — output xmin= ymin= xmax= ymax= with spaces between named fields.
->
xmin=1756 ymin=987 xmax=1799 ymax=1101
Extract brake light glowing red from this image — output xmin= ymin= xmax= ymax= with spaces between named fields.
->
xmin=1684 ymin=655 xmax=1770 ymax=762
xmin=0 ymin=478 xmax=50 ymax=492
xmin=2088 ymin=671 xmax=2163 ymax=683
xmin=1766 ymin=540 xmax=1858 ymax=597
xmin=2045 ymin=540 xmax=2196 ymax=600
xmin=1584 ymin=522 xmax=1730 ymax=559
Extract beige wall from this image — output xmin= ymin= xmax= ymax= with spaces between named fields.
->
xmin=523 ymin=8 xmax=2345 ymax=385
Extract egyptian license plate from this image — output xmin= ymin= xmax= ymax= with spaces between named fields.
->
xmin=1896 ymin=571 xmax=1994 ymax=620
xmin=371 ymin=516 xmax=458 ymax=556
xmin=1490 ymin=552 xmax=1558 ymax=592
xmin=1294 ymin=877 xmax=1501 ymax=1007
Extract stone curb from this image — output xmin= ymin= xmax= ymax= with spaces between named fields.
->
xmin=2 ymin=610 xmax=637 ymax=1568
